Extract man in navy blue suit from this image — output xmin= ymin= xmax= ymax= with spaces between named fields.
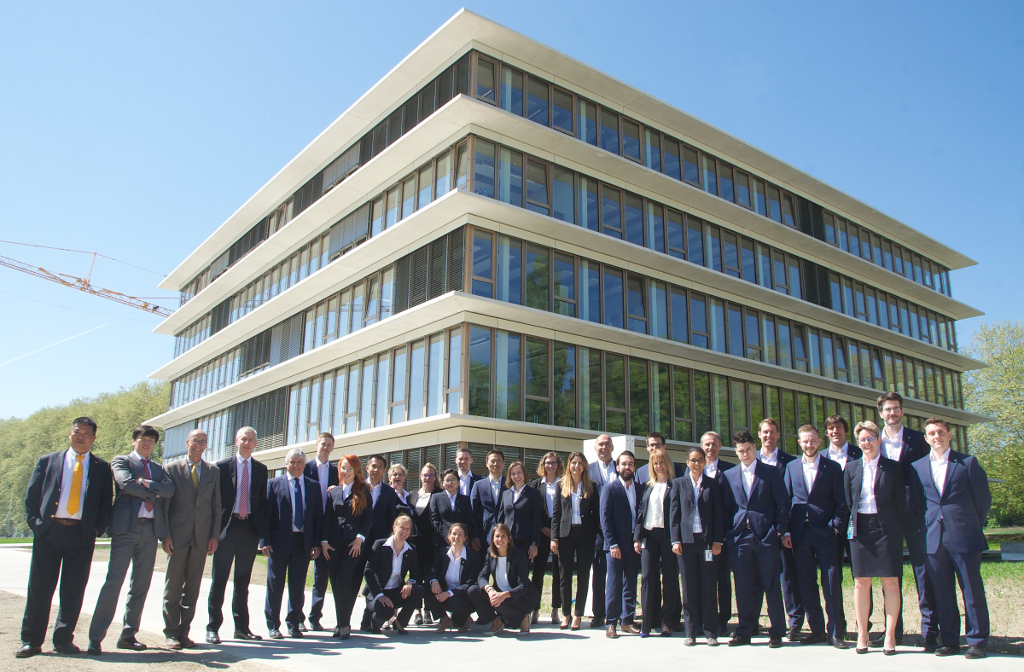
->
xmin=588 ymin=434 xmax=617 ymax=627
xmin=701 ymin=431 xmax=735 ymax=637
xmin=260 ymin=449 xmax=323 ymax=639
xmin=365 ymin=455 xmax=399 ymax=543
xmin=721 ymin=429 xmax=790 ymax=649
xmin=877 ymin=391 xmax=937 ymax=649
xmin=302 ymin=432 xmax=337 ymax=631
xmin=822 ymin=414 xmax=860 ymax=638
xmin=784 ymin=425 xmax=849 ymax=648
xmin=601 ymin=450 xmax=643 ymax=639
xmin=470 ymin=448 xmax=506 ymax=551
xmin=909 ymin=417 xmax=991 ymax=660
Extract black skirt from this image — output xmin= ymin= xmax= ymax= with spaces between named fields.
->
xmin=850 ymin=513 xmax=902 ymax=578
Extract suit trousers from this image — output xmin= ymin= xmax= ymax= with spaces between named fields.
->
xmin=678 ymin=542 xmax=720 ymax=639
xmin=89 ymin=517 xmax=158 ymax=642
xmin=792 ymin=536 xmax=842 ymax=636
xmin=365 ymin=585 xmax=424 ymax=628
xmin=717 ymin=548 xmax=732 ymax=633
xmin=327 ymin=544 xmax=368 ymax=628
xmin=753 ymin=543 xmax=804 ymax=630
xmin=591 ymin=543 xmax=607 ymax=621
xmin=639 ymin=527 xmax=680 ymax=632
xmin=532 ymin=531 xmax=561 ymax=609
xmin=730 ymin=534 xmax=785 ymax=637
xmin=926 ymin=536 xmax=989 ymax=647
xmin=208 ymin=516 xmax=259 ymax=633
xmin=265 ymin=533 xmax=312 ymax=630
xmin=308 ymin=553 xmax=330 ymax=624
xmin=898 ymin=527 xmax=937 ymax=640
xmin=468 ymin=585 xmax=534 ymax=627
xmin=425 ymin=590 xmax=474 ymax=623
xmin=605 ymin=546 xmax=640 ymax=626
xmin=557 ymin=526 xmax=594 ymax=617
xmin=163 ymin=538 xmax=210 ymax=639
xmin=20 ymin=525 xmax=96 ymax=647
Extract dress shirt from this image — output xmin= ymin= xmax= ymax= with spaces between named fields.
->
xmin=288 ymin=473 xmax=306 ymax=532
xmin=621 ymin=478 xmax=637 ymax=530
xmin=315 ymin=459 xmax=331 ymax=507
xmin=56 ymin=448 xmax=91 ymax=520
xmin=442 ymin=546 xmax=468 ymax=596
xmin=188 ymin=459 xmax=202 ymax=481
xmin=542 ymin=479 xmax=558 ymax=518
xmin=458 ymin=472 xmax=473 ymax=497
xmin=488 ymin=476 xmax=501 ymax=502
xmin=396 ymin=488 xmax=409 ymax=506
xmin=858 ymin=456 xmax=879 ymax=514
xmin=512 ymin=484 xmax=525 ymax=503
xmin=231 ymin=455 xmax=252 ymax=515
xmin=133 ymin=450 xmax=156 ymax=520
xmin=370 ymin=482 xmax=382 ymax=508
xmin=740 ymin=461 xmax=757 ymax=498
xmin=380 ymin=536 xmax=410 ymax=594
xmin=570 ymin=483 xmax=583 ymax=525
xmin=494 ymin=555 xmax=512 ymax=592
xmin=644 ymin=481 xmax=668 ymax=530
xmin=597 ymin=459 xmax=616 ymax=485
xmin=880 ymin=426 xmax=905 ymax=462
xmin=690 ymin=473 xmax=703 ymax=534
xmin=704 ymin=459 xmax=720 ymax=480
xmin=446 ymin=490 xmax=458 ymax=510
xmin=826 ymin=443 xmax=850 ymax=471
xmin=801 ymin=453 xmax=820 ymax=493
xmin=758 ymin=447 xmax=779 ymax=467
xmin=929 ymin=449 xmax=950 ymax=497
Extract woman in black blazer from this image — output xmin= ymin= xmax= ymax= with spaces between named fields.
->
xmin=389 ymin=464 xmax=413 ymax=519
xmin=409 ymin=462 xmax=440 ymax=626
xmin=496 ymin=461 xmax=543 ymax=559
xmin=425 ymin=522 xmax=481 ymax=632
xmin=320 ymin=454 xmax=373 ymax=639
xmin=467 ymin=523 xmax=541 ymax=635
xmin=550 ymin=451 xmax=599 ymax=630
xmin=634 ymin=448 xmax=679 ymax=637
xmin=361 ymin=514 xmax=423 ymax=634
xmin=530 ymin=451 xmax=564 ymax=624
xmin=669 ymin=446 xmax=725 ymax=645
xmin=844 ymin=421 xmax=905 ymax=654
xmin=429 ymin=468 xmax=474 ymax=548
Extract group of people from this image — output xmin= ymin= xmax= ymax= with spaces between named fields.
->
xmin=15 ymin=390 xmax=992 ymax=661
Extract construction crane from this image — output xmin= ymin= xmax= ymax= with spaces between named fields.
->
xmin=0 ymin=244 xmax=174 ymax=317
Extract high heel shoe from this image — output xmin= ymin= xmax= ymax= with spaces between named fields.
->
xmin=883 ymin=648 xmax=896 ymax=656
xmin=570 ymin=616 xmax=581 ymax=631
xmin=560 ymin=616 xmax=570 ymax=630
xmin=856 ymin=641 xmax=868 ymax=654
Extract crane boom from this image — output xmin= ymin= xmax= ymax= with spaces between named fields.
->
xmin=0 ymin=253 xmax=173 ymax=317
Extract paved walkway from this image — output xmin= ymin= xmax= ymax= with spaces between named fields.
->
xmin=0 ymin=545 xmax=1014 ymax=670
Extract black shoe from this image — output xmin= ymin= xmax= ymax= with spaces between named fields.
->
xmin=308 ymin=620 xmax=325 ymax=632
xmin=179 ymin=636 xmax=197 ymax=649
xmin=830 ymin=635 xmax=849 ymax=650
xmin=165 ymin=638 xmax=182 ymax=650
xmin=728 ymin=634 xmax=751 ymax=647
xmin=801 ymin=632 xmax=827 ymax=645
xmin=15 ymin=645 xmax=42 ymax=659
xmin=392 ymin=621 xmax=408 ymax=635
xmin=787 ymin=627 xmax=801 ymax=642
xmin=53 ymin=642 xmax=81 ymax=654
xmin=268 ymin=629 xmax=283 ymax=640
xmin=935 ymin=645 xmax=961 ymax=657
xmin=769 ymin=635 xmax=783 ymax=648
xmin=206 ymin=631 xmax=221 ymax=645
xmin=923 ymin=636 xmax=939 ymax=653
xmin=288 ymin=628 xmax=303 ymax=638
xmin=233 ymin=630 xmax=262 ymax=641
xmin=590 ymin=618 xmax=605 ymax=628
xmin=332 ymin=627 xmax=341 ymax=638
xmin=116 ymin=637 xmax=147 ymax=651
xmin=965 ymin=646 xmax=986 ymax=660
xmin=297 ymin=622 xmax=307 ymax=633
xmin=87 ymin=641 xmax=102 ymax=655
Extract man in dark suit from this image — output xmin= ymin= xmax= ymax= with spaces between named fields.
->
xmin=160 ymin=429 xmax=221 ymax=650
xmin=17 ymin=417 xmax=112 ymax=659
xmin=721 ymin=429 xmax=790 ymax=649
xmin=601 ymin=450 xmax=644 ymax=639
xmin=822 ymin=414 xmax=859 ymax=638
xmin=470 ymin=448 xmax=506 ymax=551
xmin=207 ymin=426 xmax=268 ymax=644
xmin=454 ymin=446 xmax=482 ymax=498
xmin=877 ymin=391 xmax=937 ymax=649
xmin=587 ymin=434 xmax=616 ymax=627
xmin=910 ymin=417 xmax=991 ymax=660
xmin=303 ymin=432 xmax=337 ymax=631
xmin=700 ymin=431 xmax=735 ymax=637
xmin=88 ymin=425 xmax=175 ymax=655
xmin=635 ymin=432 xmax=685 ymax=484
xmin=784 ymin=424 xmax=849 ymax=649
xmin=365 ymin=454 xmax=399 ymax=543
xmin=260 ymin=449 xmax=323 ymax=639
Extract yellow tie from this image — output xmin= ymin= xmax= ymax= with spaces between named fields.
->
xmin=191 ymin=462 xmax=200 ymax=488
xmin=67 ymin=454 xmax=85 ymax=516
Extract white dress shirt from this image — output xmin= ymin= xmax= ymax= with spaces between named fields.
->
xmin=690 ymin=473 xmax=703 ymax=534
xmin=570 ymin=483 xmax=583 ymax=525
xmin=380 ymin=536 xmax=410 ymax=594
xmin=56 ymin=448 xmax=91 ymax=520
xmin=621 ymin=478 xmax=637 ymax=530
xmin=287 ymin=473 xmax=306 ymax=532
xmin=880 ymin=426 xmax=905 ymax=462
xmin=442 ymin=545 xmax=468 ymax=596
xmin=740 ymin=461 xmax=757 ymax=498
xmin=512 ymin=484 xmax=526 ymax=503
xmin=459 ymin=472 xmax=473 ymax=497
xmin=487 ymin=476 xmax=502 ymax=502
xmin=858 ymin=456 xmax=879 ymax=514
xmin=758 ymin=448 xmax=779 ymax=467
xmin=930 ymin=449 xmax=950 ymax=496
xmin=598 ymin=459 xmax=617 ymax=485
xmin=644 ymin=481 xmax=668 ymax=530
xmin=542 ymin=479 xmax=558 ymax=518
xmin=370 ymin=482 xmax=382 ymax=508
xmin=801 ymin=453 xmax=820 ymax=493
xmin=231 ymin=455 xmax=252 ymax=515
xmin=826 ymin=443 xmax=850 ymax=471
xmin=315 ymin=458 xmax=331 ymax=507
xmin=704 ymin=459 xmax=720 ymax=480
xmin=494 ymin=555 xmax=512 ymax=592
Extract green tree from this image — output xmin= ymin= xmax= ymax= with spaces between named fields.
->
xmin=963 ymin=321 xmax=1024 ymax=527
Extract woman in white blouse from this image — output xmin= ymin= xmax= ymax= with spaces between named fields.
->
xmin=425 ymin=522 xmax=481 ymax=632
xmin=467 ymin=523 xmax=541 ymax=635
xmin=550 ymin=451 xmax=600 ymax=630
xmin=530 ymin=451 xmax=564 ymax=624
xmin=633 ymin=448 xmax=680 ymax=637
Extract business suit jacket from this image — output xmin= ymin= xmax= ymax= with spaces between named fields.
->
xmin=496 ymin=485 xmax=543 ymax=548
xmin=476 ymin=548 xmax=536 ymax=602
xmin=470 ymin=477 xmax=507 ymax=543
xmin=108 ymin=452 xmax=175 ymax=538
xmin=588 ymin=460 xmax=617 ymax=490
xmin=844 ymin=456 xmax=904 ymax=540
xmin=263 ymin=474 xmax=324 ymax=555
xmin=368 ymin=482 xmax=399 ymax=542
xmin=721 ymin=461 xmax=791 ymax=548
xmin=550 ymin=481 xmax=600 ymax=539
xmin=884 ymin=427 xmax=928 ymax=533
xmin=429 ymin=491 xmax=473 ymax=546
xmin=320 ymin=486 xmax=373 ymax=546
xmin=427 ymin=547 xmax=482 ymax=595
xmin=784 ymin=456 xmax=849 ymax=546
xmin=215 ymin=455 xmax=269 ymax=540
xmin=909 ymin=450 xmax=990 ymax=555
xmin=363 ymin=538 xmax=420 ymax=596
xmin=633 ymin=479 xmax=673 ymax=542
xmin=530 ymin=477 xmax=559 ymax=532
xmin=823 ymin=442 xmax=862 ymax=465
xmin=459 ymin=472 xmax=483 ymax=498
xmin=303 ymin=460 xmax=338 ymax=505
xmin=600 ymin=479 xmax=645 ymax=551
xmin=668 ymin=474 xmax=724 ymax=546
xmin=160 ymin=459 xmax=221 ymax=550
xmin=26 ymin=450 xmax=113 ymax=543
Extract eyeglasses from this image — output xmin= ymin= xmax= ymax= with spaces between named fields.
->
xmin=858 ymin=436 xmax=879 ymax=444
xmin=422 ymin=474 xmax=436 ymax=479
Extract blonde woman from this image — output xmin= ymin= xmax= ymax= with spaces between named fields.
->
xmin=634 ymin=448 xmax=679 ymax=637
xmin=550 ymin=451 xmax=600 ymax=630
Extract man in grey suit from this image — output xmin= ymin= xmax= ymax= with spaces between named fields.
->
xmin=160 ymin=429 xmax=221 ymax=649
xmin=87 ymin=425 xmax=175 ymax=655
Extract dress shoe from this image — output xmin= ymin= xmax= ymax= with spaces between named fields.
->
xmin=559 ymin=616 xmax=570 ymax=630
xmin=830 ymin=635 xmax=848 ymax=650
xmin=331 ymin=627 xmax=341 ymax=638
xmin=436 ymin=615 xmax=454 ymax=632
xmin=935 ymin=645 xmax=961 ymax=657
xmin=179 ymin=636 xmax=196 ymax=649
xmin=620 ymin=623 xmax=639 ymax=635
xmin=870 ymin=633 xmax=902 ymax=647
xmin=87 ymin=641 xmax=102 ymax=655
xmin=570 ymin=616 xmax=581 ymax=631
xmin=519 ymin=615 xmax=531 ymax=634
xmin=551 ymin=609 xmax=559 ymax=624
xmin=165 ymin=638 xmax=182 ymax=650
xmin=488 ymin=618 xmax=504 ymax=636
xmin=922 ymin=637 xmax=939 ymax=653
xmin=801 ymin=631 xmax=827 ymax=645
xmin=117 ymin=636 xmax=147 ymax=651
xmin=337 ymin=626 xmax=350 ymax=640
xmin=15 ymin=645 xmax=42 ymax=659
xmin=769 ymin=635 xmax=783 ymax=648
xmin=856 ymin=646 xmax=868 ymax=654
xmin=660 ymin=624 xmax=672 ymax=637
xmin=728 ymin=634 xmax=751 ymax=646
xmin=682 ymin=637 xmax=696 ymax=646
xmin=606 ymin=624 xmax=618 ymax=639
xmin=590 ymin=618 xmax=605 ymax=628
xmin=392 ymin=621 xmax=408 ymax=635
xmin=268 ymin=629 xmax=284 ymax=639
xmin=883 ymin=648 xmax=897 ymax=656
xmin=288 ymin=628 xmax=303 ymax=638
xmin=297 ymin=622 xmax=307 ymax=633
xmin=458 ymin=617 xmax=472 ymax=633
xmin=308 ymin=620 xmax=325 ymax=632
xmin=787 ymin=626 xmax=801 ymax=642
xmin=53 ymin=642 xmax=81 ymax=654
xmin=206 ymin=631 xmax=221 ymax=645
xmin=706 ymin=637 xmax=719 ymax=647
xmin=965 ymin=646 xmax=987 ymax=660
xmin=233 ymin=630 xmax=262 ymax=641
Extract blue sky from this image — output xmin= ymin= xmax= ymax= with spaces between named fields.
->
xmin=1 ymin=1 xmax=1021 ymax=420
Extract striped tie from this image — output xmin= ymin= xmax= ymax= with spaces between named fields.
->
xmin=239 ymin=460 xmax=250 ymax=517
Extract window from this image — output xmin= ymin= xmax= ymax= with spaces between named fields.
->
xmin=601 ymin=185 xmax=622 ymax=238
xmin=690 ymin=292 xmax=708 ymax=349
xmin=719 ymin=163 xmax=735 ymax=202
xmin=580 ymin=259 xmax=601 ymax=324
xmin=525 ymin=244 xmax=550 ymax=311
xmin=624 ymin=192 xmax=643 ymax=246
xmin=553 ymin=252 xmax=576 ymax=317
xmin=734 ymin=169 xmax=751 ymax=208
xmin=473 ymin=139 xmax=496 ymax=198
xmin=497 ymin=147 xmax=523 ymax=206
xmin=552 ymin=166 xmax=574 ymax=222
xmin=603 ymin=267 xmax=624 ymax=329
xmin=496 ymin=235 xmax=522 ymax=305
xmin=683 ymin=145 xmax=700 ymax=186
xmin=525 ymin=159 xmax=549 ymax=215
xmin=702 ymin=154 xmax=718 ymax=196
xmin=526 ymin=76 xmax=549 ymax=126
xmin=476 ymin=56 xmax=496 ymax=103
xmin=647 ymin=202 xmax=665 ymax=253
xmin=577 ymin=99 xmax=597 ymax=145
xmin=499 ymin=65 xmax=524 ymax=115
xmin=664 ymin=137 xmax=681 ymax=180
xmin=468 ymin=326 xmax=492 ymax=417
xmin=622 ymin=118 xmax=641 ymax=162
xmin=644 ymin=129 xmax=662 ymax=172
xmin=471 ymin=230 xmax=493 ymax=298
xmin=604 ymin=353 xmax=627 ymax=434
xmin=626 ymin=275 xmax=647 ymax=334
xmin=552 ymin=87 xmax=573 ymax=134
xmin=629 ymin=358 xmax=649 ymax=436
xmin=600 ymin=107 xmax=620 ymax=154
xmin=578 ymin=176 xmax=599 ymax=231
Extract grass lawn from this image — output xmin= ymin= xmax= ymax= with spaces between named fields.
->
xmin=0 ymin=538 xmax=31 ymax=544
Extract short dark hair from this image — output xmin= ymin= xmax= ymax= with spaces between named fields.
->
xmin=456 ymin=446 xmax=473 ymax=456
xmin=688 ymin=446 xmax=707 ymax=460
xmin=824 ymin=415 xmax=849 ymax=433
xmin=72 ymin=417 xmax=97 ymax=434
xmin=441 ymin=468 xmax=459 ymax=481
xmin=923 ymin=417 xmax=950 ymax=432
xmin=132 ymin=424 xmax=160 ymax=441
xmin=486 ymin=448 xmax=505 ymax=461
xmin=876 ymin=391 xmax=904 ymax=413
xmin=367 ymin=454 xmax=388 ymax=467
xmin=733 ymin=429 xmax=755 ymax=446
xmin=616 ymin=450 xmax=636 ymax=465
xmin=646 ymin=431 xmax=666 ymax=445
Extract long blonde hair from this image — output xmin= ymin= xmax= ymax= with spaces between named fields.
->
xmin=646 ymin=448 xmax=672 ymax=486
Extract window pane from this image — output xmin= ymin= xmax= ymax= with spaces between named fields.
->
xmin=427 ymin=334 xmax=443 ymax=416
xmin=705 ymin=224 xmax=722 ymax=272
xmin=553 ymin=342 xmax=576 ymax=427
xmin=435 ymin=150 xmax=451 ymax=197
xmin=686 ymin=216 xmax=704 ymax=266
xmin=712 ymin=375 xmax=730 ymax=440
xmin=525 ymin=338 xmax=549 ymax=424
xmin=600 ymin=107 xmax=620 ymax=154
xmin=683 ymin=145 xmax=700 ymax=186
xmin=719 ymin=164 xmax=734 ymax=202
xmin=455 ymin=143 xmax=469 ymax=191
xmin=375 ymin=353 xmax=390 ymax=427
xmin=477 ymin=57 xmax=496 ymax=102
xmin=629 ymin=358 xmax=649 ymax=436
xmin=497 ymin=147 xmax=523 ymax=206
xmin=741 ymin=238 xmax=756 ymax=283
xmin=735 ymin=170 xmax=751 ymax=208
xmin=391 ymin=348 xmax=407 ymax=424
xmin=669 ymin=286 xmax=688 ymax=344
xmin=468 ymin=327 xmax=491 ymax=417
xmin=499 ymin=65 xmax=523 ymax=115
xmin=552 ymin=87 xmax=573 ymax=133
xmin=385 ymin=186 xmax=399 ymax=229
xmin=745 ymin=310 xmax=761 ymax=360
xmin=778 ymin=319 xmax=792 ymax=369
xmin=380 ymin=268 xmax=393 ymax=321
xmin=577 ymin=99 xmax=597 ymax=145
xmin=605 ymin=353 xmax=626 ymax=410
xmin=494 ymin=330 xmax=521 ymax=420
xmin=702 ymin=155 xmax=718 ymax=196
xmin=526 ymin=76 xmax=549 ymax=126
xmin=601 ymin=186 xmax=622 ymax=237
xmin=553 ymin=252 xmax=576 ymax=317
xmin=622 ymin=118 xmax=641 ymax=162
xmin=603 ymin=268 xmax=624 ymax=329
xmin=359 ymin=358 xmax=374 ymax=430
xmin=650 ymin=280 xmax=668 ymax=339
xmin=525 ymin=244 xmax=549 ymax=310
xmin=646 ymin=203 xmax=665 ymax=253
xmin=525 ymin=160 xmax=549 ymax=214
xmin=723 ymin=231 xmax=740 ymax=278
xmin=644 ymin=129 xmax=662 ymax=172
xmin=767 ymin=185 xmax=782 ymax=222
xmin=578 ymin=175 xmax=599 ymax=231
xmin=417 ymin=163 xmax=433 ymax=209
xmin=447 ymin=329 xmax=462 ymax=412
xmin=664 ymin=138 xmax=681 ymax=180
xmin=496 ymin=235 xmax=522 ymax=304
xmin=667 ymin=209 xmax=684 ymax=259
xmin=653 ymin=362 xmax=671 ymax=435
xmin=473 ymin=139 xmax=496 ymax=198
xmin=673 ymin=367 xmax=692 ymax=442
xmin=694 ymin=371 xmax=711 ymax=437
xmin=624 ymin=193 xmax=643 ymax=246
xmin=552 ymin=166 xmax=574 ymax=222
xmin=580 ymin=347 xmax=602 ymax=431
xmin=472 ymin=230 xmax=493 ymax=282
xmin=626 ymin=274 xmax=647 ymax=334
xmin=728 ymin=304 xmax=743 ymax=357
xmin=709 ymin=298 xmax=726 ymax=353
xmin=409 ymin=340 xmax=425 ymax=420
xmin=781 ymin=193 xmax=796 ymax=227
xmin=580 ymin=259 xmax=601 ymax=323
xmin=690 ymin=293 xmax=708 ymax=349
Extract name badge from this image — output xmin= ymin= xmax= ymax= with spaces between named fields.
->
xmin=704 ymin=549 xmax=713 ymax=562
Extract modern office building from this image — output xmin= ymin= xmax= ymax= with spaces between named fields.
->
xmin=148 ymin=10 xmax=985 ymax=480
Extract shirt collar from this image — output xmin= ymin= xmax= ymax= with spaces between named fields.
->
xmin=690 ymin=472 xmax=702 ymax=488
xmin=741 ymin=461 xmax=757 ymax=474
xmin=802 ymin=453 xmax=820 ymax=466
xmin=930 ymin=448 xmax=951 ymax=464
xmin=618 ymin=477 xmax=634 ymax=490
xmin=759 ymin=447 xmax=778 ymax=461
xmin=288 ymin=473 xmax=302 ymax=483
xmin=447 ymin=545 xmax=468 ymax=563
xmin=828 ymin=443 xmax=848 ymax=457
xmin=883 ymin=425 xmax=904 ymax=441
xmin=67 ymin=449 xmax=90 ymax=463
xmin=383 ymin=535 xmax=409 ymax=556
xmin=236 ymin=454 xmax=249 ymax=466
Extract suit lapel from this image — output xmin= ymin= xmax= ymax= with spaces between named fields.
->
xmin=941 ymin=454 xmax=959 ymax=502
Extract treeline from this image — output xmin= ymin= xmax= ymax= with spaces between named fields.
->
xmin=0 ymin=381 xmax=169 ymax=537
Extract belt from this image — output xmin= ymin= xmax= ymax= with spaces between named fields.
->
xmin=52 ymin=518 xmax=81 ymax=526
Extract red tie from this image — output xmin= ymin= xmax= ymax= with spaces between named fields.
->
xmin=239 ymin=460 xmax=250 ymax=517
xmin=142 ymin=459 xmax=154 ymax=512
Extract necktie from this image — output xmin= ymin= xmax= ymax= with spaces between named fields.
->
xmin=191 ymin=462 xmax=199 ymax=488
xmin=141 ymin=459 xmax=154 ymax=512
xmin=67 ymin=454 xmax=85 ymax=516
xmin=292 ymin=478 xmax=304 ymax=530
xmin=239 ymin=460 xmax=250 ymax=517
